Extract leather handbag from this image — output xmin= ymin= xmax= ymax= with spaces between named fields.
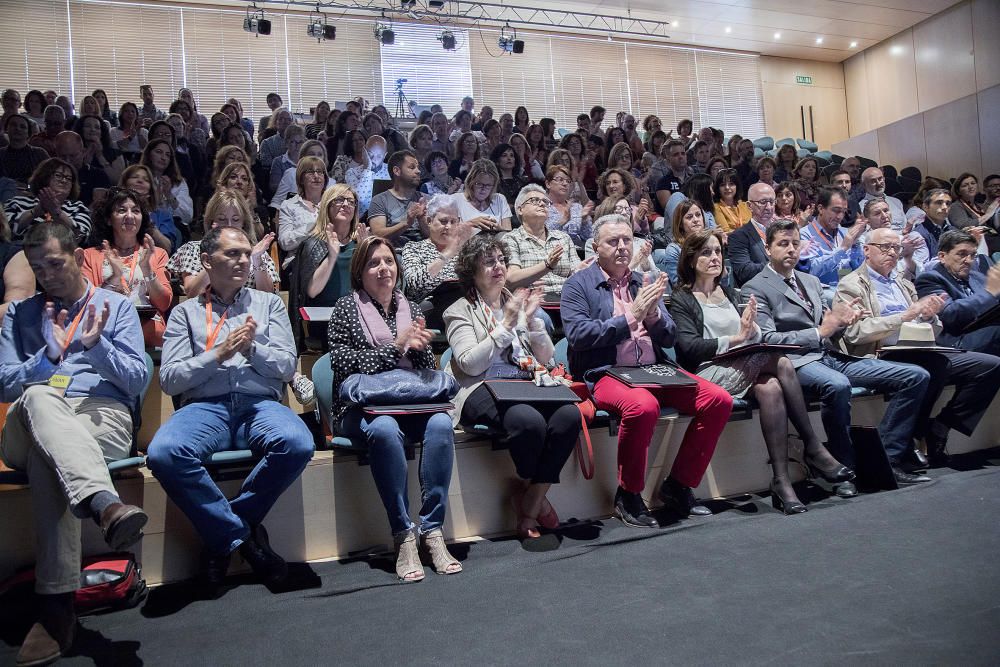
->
xmin=339 ymin=368 xmax=459 ymax=406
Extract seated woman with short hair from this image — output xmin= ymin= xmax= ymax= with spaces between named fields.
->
xmin=167 ymin=189 xmax=277 ymax=297
xmin=81 ymin=186 xmax=172 ymax=346
xmin=118 ymin=164 xmax=180 ymax=252
xmin=419 ymin=150 xmax=462 ymax=197
xmin=544 ymin=164 xmax=592 ymax=247
xmin=401 ymin=193 xmax=471 ymax=303
xmin=4 ymin=157 xmax=92 ymax=244
xmin=215 ymin=161 xmax=268 ymax=241
xmin=327 ymin=236 xmax=461 ymax=582
xmin=275 ymin=156 xmax=329 ymax=266
xmin=109 ymin=102 xmax=148 ymax=163
xmin=270 ymin=139 xmax=327 ymax=209
xmin=667 ymin=229 xmax=854 ymax=513
xmin=444 ymin=234 xmax=580 ymax=539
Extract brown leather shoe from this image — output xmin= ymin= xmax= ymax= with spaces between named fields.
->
xmin=16 ymin=593 xmax=76 ymax=667
xmin=99 ymin=503 xmax=148 ymax=551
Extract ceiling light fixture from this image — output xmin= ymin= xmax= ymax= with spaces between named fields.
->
xmin=774 ymin=32 xmax=781 ymax=40
xmin=724 ymin=26 xmax=732 ymax=33
xmin=850 ymin=41 xmax=858 ymax=48
xmin=437 ymin=29 xmax=456 ymax=50
xmin=243 ymin=5 xmax=271 ymax=35
xmin=815 ymin=37 xmax=823 ymax=44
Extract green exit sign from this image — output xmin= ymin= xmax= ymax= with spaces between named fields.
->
xmin=796 ymin=75 xmax=813 ymax=85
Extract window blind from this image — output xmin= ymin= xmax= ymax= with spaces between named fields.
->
xmin=624 ymin=43 xmax=700 ymax=132
xmin=548 ymin=37 xmax=629 ymax=129
xmin=284 ymin=16 xmax=382 ymax=115
xmin=379 ymin=23 xmax=473 ymax=118
xmin=0 ymin=0 xmax=72 ymax=99
xmin=694 ymin=50 xmax=766 ymax=140
xmin=69 ymin=0 xmax=184 ymax=113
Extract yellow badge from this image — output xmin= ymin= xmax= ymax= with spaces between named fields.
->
xmin=47 ymin=375 xmax=71 ymax=389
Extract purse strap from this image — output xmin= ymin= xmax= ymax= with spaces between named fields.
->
xmin=575 ymin=399 xmax=595 ymax=480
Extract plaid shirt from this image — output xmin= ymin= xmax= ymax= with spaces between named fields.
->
xmin=502 ymin=226 xmax=577 ymax=300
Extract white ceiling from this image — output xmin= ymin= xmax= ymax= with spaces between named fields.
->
xmin=523 ymin=0 xmax=963 ymax=61
xmin=211 ymin=0 xmax=963 ymax=62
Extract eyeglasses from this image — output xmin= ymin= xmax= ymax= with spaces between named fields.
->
xmin=473 ymin=181 xmax=494 ymax=190
xmin=51 ymin=172 xmax=73 ymax=184
xmin=480 ymin=255 xmax=507 ymax=268
xmin=523 ymin=196 xmax=551 ymax=207
xmin=866 ymin=242 xmax=903 ymax=255
xmin=303 ymin=169 xmax=326 ymax=177
xmin=748 ymin=199 xmax=776 ymax=207
xmin=332 ymin=196 xmax=356 ymax=208
xmin=549 ymin=176 xmax=571 ymax=185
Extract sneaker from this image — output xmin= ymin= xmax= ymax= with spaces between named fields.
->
xmin=291 ymin=374 xmax=315 ymax=407
xmin=614 ymin=487 xmax=659 ymax=528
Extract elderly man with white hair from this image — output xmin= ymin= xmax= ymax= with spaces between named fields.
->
xmin=860 ymin=198 xmax=927 ymax=280
xmin=836 ymin=226 xmax=1000 ymax=468
xmin=859 ymin=167 xmax=906 ymax=232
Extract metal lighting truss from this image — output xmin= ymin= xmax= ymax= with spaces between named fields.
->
xmin=277 ymin=1 xmax=672 ymax=40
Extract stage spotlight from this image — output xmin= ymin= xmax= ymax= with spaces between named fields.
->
xmin=243 ymin=7 xmax=271 ymax=35
xmin=512 ymin=39 xmax=524 ymax=54
xmin=498 ymin=25 xmax=522 ymax=54
xmin=375 ymin=23 xmax=395 ymax=45
xmin=438 ymin=30 xmax=456 ymax=50
xmin=308 ymin=21 xmax=336 ymax=41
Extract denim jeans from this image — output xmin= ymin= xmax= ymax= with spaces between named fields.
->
xmin=795 ymin=353 xmax=929 ymax=467
xmin=340 ymin=408 xmax=454 ymax=535
xmin=147 ymin=394 xmax=314 ymax=555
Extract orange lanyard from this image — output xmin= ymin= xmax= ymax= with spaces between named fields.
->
xmin=120 ymin=251 xmax=140 ymax=294
xmin=809 ymin=221 xmax=836 ymax=251
xmin=753 ymin=222 xmax=766 ymax=243
xmin=204 ymin=291 xmax=230 ymax=351
xmin=62 ymin=286 xmax=96 ymax=354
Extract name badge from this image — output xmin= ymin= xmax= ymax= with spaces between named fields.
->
xmin=47 ymin=375 xmax=71 ymax=389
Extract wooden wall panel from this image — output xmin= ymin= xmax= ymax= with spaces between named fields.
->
xmin=972 ymin=0 xmax=1000 ymax=91
xmin=979 ymin=85 xmax=1000 ymax=177
xmin=875 ymin=114 xmax=927 ymax=175
xmin=913 ymin=2 xmax=976 ymax=111
xmin=843 ymin=53 xmax=871 ymax=136
xmin=864 ymin=29 xmax=919 ymax=128
xmin=923 ymin=94 xmax=982 ymax=180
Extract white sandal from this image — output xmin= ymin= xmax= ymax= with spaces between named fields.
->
xmin=421 ymin=529 xmax=463 ymax=575
xmin=393 ymin=529 xmax=425 ymax=583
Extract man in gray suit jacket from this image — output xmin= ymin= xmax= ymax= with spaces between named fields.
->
xmin=741 ymin=220 xmax=933 ymax=487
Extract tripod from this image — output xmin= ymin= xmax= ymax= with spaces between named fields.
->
xmin=394 ymin=79 xmax=412 ymax=118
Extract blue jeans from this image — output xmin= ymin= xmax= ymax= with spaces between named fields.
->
xmin=795 ymin=353 xmax=929 ymax=467
xmin=147 ymin=395 xmax=314 ymax=555
xmin=340 ymin=408 xmax=454 ymax=536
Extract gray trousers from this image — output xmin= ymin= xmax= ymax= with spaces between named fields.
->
xmin=1 ymin=385 xmax=132 ymax=594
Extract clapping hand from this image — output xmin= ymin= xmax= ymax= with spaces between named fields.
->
xmin=523 ymin=287 xmax=543 ymax=321
xmin=470 ymin=216 xmax=498 ymax=232
xmin=545 ymin=243 xmax=564 ymax=271
xmin=101 ymin=241 xmax=127 ymax=283
xmin=326 ymin=224 xmax=342 ymax=256
xmin=355 ymin=223 xmax=371 ymax=243
xmin=731 ymin=295 xmax=757 ymax=345
xmin=395 ymin=318 xmax=433 ymax=353
xmin=138 ymin=234 xmax=155 ymax=277
xmin=502 ymin=289 xmax=526 ymax=329
xmin=80 ymin=300 xmax=111 ymax=350
xmin=215 ymin=318 xmax=255 ymax=362
xmin=820 ymin=296 xmax=864 ymax=337
xmin=630 ymin=240 xmax=653 ymax=270
xmin=42 ymin=304 xmax=71 ymax=362
xmin=252 ymin=232 xmax=275 ymax=261
xmin=630 ymin=272 xmax=667 ymax=321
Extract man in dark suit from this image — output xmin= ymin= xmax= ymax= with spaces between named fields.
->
xmin=915 ymin=229 xmax=1000 ymax=356
xmin=728 ymin=182 xmax=774 ymax=287
xmin=742 ymin=219 xmax=933 ymax=486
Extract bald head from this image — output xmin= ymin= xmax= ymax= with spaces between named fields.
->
xmin=841 ymin=157 xmax=860 ymax=180
xmin=55 ymin=131 xmax=84 ymax=169
xmin=861 ymin=167 xmax=885 ymax=197
xmin=748 ymin=182 xmax=776 ymax=226
xmin=864 ymin=227 xmax=902 ymax=277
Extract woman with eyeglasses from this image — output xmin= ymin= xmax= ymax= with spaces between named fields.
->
xmin=545 ymin=164 xmax=593 ymax=248
xmin=328 ymin=236 xmax=461 ymax=582
xmin=167 ymin=189 xmax=277 ymax=297
xmin=4 ymin=158 xmax=91 ymax=244
xmin=668 ymin=229 xmax=853 ymax=514
xmin=215 ymin=161 xmax=268 ymax=242
xmin=401 ymin=193 xmax=473 ymax=303
xmin=291 ymin=184 xmax=367 ymax=350
xmin=81 ymin=187 xmax=172 ymax=346
xmin=276 ymin=156 xmax=329 ymax=266
xmin=444 ymin=234 xmax=580 ymax=539
xmin=451 ymin=159 xmax=512 ymax=233
xmin=712 ymin=168 xmax=751 ymax=233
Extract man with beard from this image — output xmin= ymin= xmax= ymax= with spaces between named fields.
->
xmin=859 ymin=167 xmax=906 ymax=231
xmin=369 ymin=149 xmax=427 ymax=247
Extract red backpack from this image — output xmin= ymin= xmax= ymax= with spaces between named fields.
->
xmin=0 ymin=553 xmax=147 ymax=614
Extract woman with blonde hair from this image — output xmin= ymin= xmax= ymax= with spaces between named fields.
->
xmin=291 ymin=184 xmax=368 ymax=350
xmin=451 ymin=158 xmax=512 ymax=232
xmin=215 ymin=161 xmax=267 ymax=239
xmin=167 ymin=189 xmax=278 ymax=297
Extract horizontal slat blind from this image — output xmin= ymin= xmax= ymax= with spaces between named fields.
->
xmin=468 ymin=28 xmax=557 ymax=124
xmin=0 ymin=0 xmax=72 ymax=97
xmin=379 ymin=23 xmax=473 ymax=118
xmin=625 ymin=43 xmax=700 ymax=130
xmin=548 ymin=38 xmax=629 ymax=129
xmin=694 ymin=50 xmax=766 ymax=140
xmin=181 ymin=5 xmax=285 ymax=120
xmin=69 ymin=0 xmax=184 ymax=112
xmin=285 ymin=16 xmax=382 ymax=114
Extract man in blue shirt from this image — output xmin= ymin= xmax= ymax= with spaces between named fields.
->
xmin=0 ymin=223 xmax=148 ymax=667
xmin=147 ymin=226 xmax=314 ymax=589
xmin=799 ymin=187 xmax=866 ymax=302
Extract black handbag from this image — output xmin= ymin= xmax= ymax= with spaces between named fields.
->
xmin=339 ymin=368 xmax=459 ymax=406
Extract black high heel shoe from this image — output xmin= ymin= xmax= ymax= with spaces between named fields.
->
xmin=806 ymin=456 xmax=855 ymax=483
xmin=770 ymin=480 xmax=807 ymax=515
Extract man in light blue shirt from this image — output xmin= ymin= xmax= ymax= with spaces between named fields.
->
xmin=799 ymin=187 xmax=865 ymax=301
xmin=0 ymin=223 xmax=148 ymax=666
xmin=147 ymin=226 xmax=313 ymax=589
xmin=858 ymin=167 xmax=906 ymax=232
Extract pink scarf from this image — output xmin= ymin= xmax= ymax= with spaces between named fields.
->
xmin=354 ymin=289 xmax=413 ymax=368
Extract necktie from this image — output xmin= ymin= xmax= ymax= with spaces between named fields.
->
xmin=785 ymin=277 xmax=811 ymax=307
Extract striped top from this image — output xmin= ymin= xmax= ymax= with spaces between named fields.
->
xmin=3 ymin=195 xmax=92 ymax=245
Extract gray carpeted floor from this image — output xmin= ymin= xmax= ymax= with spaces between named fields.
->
xmin=3 ymin=455 xmax=1000 ymax=666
